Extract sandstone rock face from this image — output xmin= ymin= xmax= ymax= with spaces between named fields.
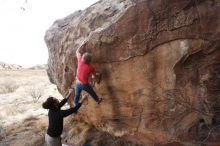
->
xmin=45 ymin=0 xmax=220 ymax=145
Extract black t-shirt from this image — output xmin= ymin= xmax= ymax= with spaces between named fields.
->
xmin=47 ymin=98 xmax=81 ymax=137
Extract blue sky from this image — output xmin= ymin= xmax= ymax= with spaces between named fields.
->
xmin=0 ymin=0 xmax=98 ymax=67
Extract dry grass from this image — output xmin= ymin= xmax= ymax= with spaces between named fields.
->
xmin=0 ymin=82 xmax=19 ymax=94
xmin=0 ymin=69 xmax=61 ymax=146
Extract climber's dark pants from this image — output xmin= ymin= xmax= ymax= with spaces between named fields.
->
xmin=73 ymin=82 xmax=99 ymax=106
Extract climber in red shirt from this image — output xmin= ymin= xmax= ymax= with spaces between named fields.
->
xmin=72 ymin=49 xmax=102 ymax=106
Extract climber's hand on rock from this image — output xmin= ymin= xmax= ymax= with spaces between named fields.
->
xmin=95 ymin=72 xmax=102 ymax=84
xmin=91 ymin=74 xmax=95 ymax=79
xmin=68 ymin=88 xmax=74 ymax=94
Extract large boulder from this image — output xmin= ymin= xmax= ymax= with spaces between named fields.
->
xmin=45 ymin=0 xmax=220 ymax=145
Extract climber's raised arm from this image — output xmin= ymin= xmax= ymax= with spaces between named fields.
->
xmin=76 ymin=48 xmax=82 ymax=59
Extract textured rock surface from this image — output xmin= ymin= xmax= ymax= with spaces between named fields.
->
xmin=45 ymin=0 xmax=220 ymax=145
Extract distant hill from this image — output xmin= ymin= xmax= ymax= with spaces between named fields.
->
xmin=0 ymin=62 xmax=23 ymax=70
xmin=28 ymin=64 xmax=47 ymax=70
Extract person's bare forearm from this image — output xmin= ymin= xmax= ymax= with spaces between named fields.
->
xmin=76 ymin=48 xmax=80 ymax=54
xmin=66 ymin=92 xmax=72 ymax=99
xmin=65 ymin=88 xmax=73 ymax=99
xmin=76 ymin=48 xmax=82 ymax=57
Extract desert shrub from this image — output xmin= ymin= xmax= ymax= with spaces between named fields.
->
xmin=0 ymin=82 xmax=19 ymax=94
xmin=27 ymin=86 xmax=44 ymax=102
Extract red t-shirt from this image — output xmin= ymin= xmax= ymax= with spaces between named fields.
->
xmin=76 ymin=55 xmax=95 ymax=84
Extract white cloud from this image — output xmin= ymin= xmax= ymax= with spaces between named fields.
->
xmin=0 ymin=0 xmax=98 ymax=67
